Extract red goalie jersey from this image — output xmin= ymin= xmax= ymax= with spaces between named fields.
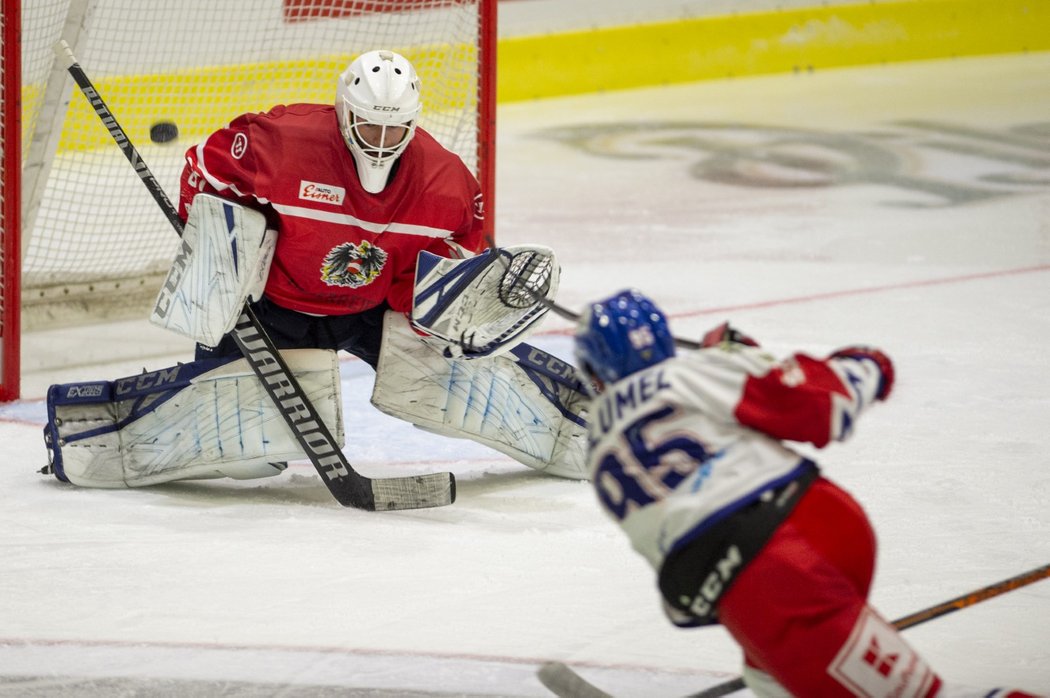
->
xmin=178 ymin=104 xmax=485 ymax=315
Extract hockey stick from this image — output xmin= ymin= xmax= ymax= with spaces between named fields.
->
xmin=538 ymin=561 xmax=1050 ymax=698
xmin=537 ymin=661 xmax=611 ymax=698
xmin=484 ymin=243 xmax=704 ymax=351
xmin=54 ymin=40 xmax=455 ymax=511
xmin=543 ymin=294 xmax=703 ymax=350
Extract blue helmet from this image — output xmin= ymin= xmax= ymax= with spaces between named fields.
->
xmin=574 ymin=289 xmax=675 ymax=388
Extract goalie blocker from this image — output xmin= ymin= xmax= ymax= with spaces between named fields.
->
xmin=149 ymin=192 xmax=276 ymax=347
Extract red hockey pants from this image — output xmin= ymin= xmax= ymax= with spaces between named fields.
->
xmin=718 ymin=476 xmax=943 ymax=697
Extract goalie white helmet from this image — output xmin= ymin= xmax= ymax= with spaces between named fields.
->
xmin=336 ymin=50 xmax=422 ymax=193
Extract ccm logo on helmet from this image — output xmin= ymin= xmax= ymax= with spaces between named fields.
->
xmin=373 ymin=106 xmax=401 ymax=112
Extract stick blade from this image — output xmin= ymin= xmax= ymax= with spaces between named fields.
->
xmin=369 ymin=472 xmax=456 ymax=511
xmin=536 ymin=661 xmax=612 ymax=698
xmin=688 ymin=677 xmax=747 ymax=697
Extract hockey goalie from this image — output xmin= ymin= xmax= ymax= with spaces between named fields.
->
xmin=42 ymin=50 xmax=588 ymax=492
xmin=42 ymin=197 xmax=588 ymax=491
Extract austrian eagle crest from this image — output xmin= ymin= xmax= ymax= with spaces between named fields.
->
xmin=320 ymin=240 xmax=388 ymax=288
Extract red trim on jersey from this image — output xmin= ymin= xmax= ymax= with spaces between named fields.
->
xmin=735 ymin=354 xmax=851 ymax=447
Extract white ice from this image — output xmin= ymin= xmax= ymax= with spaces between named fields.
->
xmin=2 ymin=52 xmax=1049 ymax=696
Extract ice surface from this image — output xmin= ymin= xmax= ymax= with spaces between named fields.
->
xmin=3 ymin=52 xmax=1049 ymax=696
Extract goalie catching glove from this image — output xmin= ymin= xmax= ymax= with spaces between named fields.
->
xmin=410 ymin=245 xmax=559 ymax=359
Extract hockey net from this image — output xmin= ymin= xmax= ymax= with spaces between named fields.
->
xmin=2 ymin=0 xmax=495 ymax=401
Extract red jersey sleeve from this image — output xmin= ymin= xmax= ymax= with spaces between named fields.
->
xmin=733 ymin=352 xmax=887 ymax=447
xmin=177 ymin=112 xmax=269 ymax=222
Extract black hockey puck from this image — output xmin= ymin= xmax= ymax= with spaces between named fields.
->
xmin=149 ymin=121 xmax=179 ymax=143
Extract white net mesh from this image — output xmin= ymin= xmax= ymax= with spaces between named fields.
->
xmin=20 ymin=0 xmax=490 ymax=327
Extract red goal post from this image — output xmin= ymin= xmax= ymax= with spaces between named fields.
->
xmin=1 ymin=0 xmax=19 ymax=402
xmin=1 ymin=0 xmax=496 ymax=402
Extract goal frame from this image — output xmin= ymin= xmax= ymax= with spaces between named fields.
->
xmin=1 ymin=0 xmax=20 ymax=402
xmin=0 ymin=0 xmax=497 ymax=403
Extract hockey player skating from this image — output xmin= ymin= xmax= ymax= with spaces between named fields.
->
xmin=42 ymin=51 xmax=588 ymax=495
xmin=572 ymin=288 xmax=1038 ymax=697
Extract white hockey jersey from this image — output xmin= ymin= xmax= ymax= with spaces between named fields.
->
xmin=586 ymin=344 xmax=887 ymax=572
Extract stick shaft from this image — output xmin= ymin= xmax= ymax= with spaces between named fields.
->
xmin=688 ymin=562 xmax=1050 ymax=697
xmin=892 ymin=562 xmax=1050 ymax=631
xmin=481 ymin=234 xmax=704 ymax=350
xmin=54 ymin=41 xmax=184 ymax=233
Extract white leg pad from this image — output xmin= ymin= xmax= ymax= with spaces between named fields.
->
xmin=372 ymin=312 xmax=589 ymax=479
xmin=44 ymin=349 xmax=342 ymax=488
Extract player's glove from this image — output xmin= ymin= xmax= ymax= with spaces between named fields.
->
xmin=830 ymin=346 xmax=895 ymax=401
xmin=700 ymin=321 xmax=759 ymax=349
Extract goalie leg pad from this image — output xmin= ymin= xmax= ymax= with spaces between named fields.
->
xmin=43 ymin=349 xmax=343 ymax=488
xmin=150 ymin=193 xmax=276 ymax=347
xmin=372 ymin=312 xmax=589 ymax=479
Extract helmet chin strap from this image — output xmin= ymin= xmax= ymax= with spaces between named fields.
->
xmin=352 ymin=152 xmax=400 ymax=194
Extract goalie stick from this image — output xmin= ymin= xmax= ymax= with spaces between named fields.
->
xmin=537 ymin=561 xmax=1050 ymax=698
xmin=54 ymin=40 xmax=454 ymax=511
xmin=483 ymin=242 xmax=704 ymax=351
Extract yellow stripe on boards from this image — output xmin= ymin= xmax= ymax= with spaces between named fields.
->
xmin=42 ymin=46 xmax=473 ymax=154
xmin=31 ymin=0 xmax=1050 ymax=154
xmin=498 ymin=0 xmax=1050 ymax=101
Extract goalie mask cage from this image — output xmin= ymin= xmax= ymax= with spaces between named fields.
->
xmin=0 ymin=0 xmax=496 ymax=402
